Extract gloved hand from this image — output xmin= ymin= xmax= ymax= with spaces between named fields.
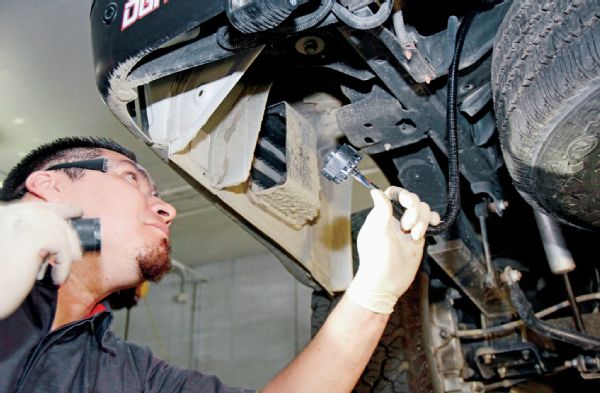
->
xmin=0 ymin=202 xmax=83 ymax=319
xmin=346 ymin=186 xmax=440 ymax=314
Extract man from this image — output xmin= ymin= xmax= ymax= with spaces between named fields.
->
xmin=0 ymin=136 xmax=439 ymax=393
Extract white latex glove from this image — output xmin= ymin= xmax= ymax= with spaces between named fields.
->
xmin=346 ymin=186 xmax=441 ymax=314
xmin=0 ymin=202 xmax=83 ymax=319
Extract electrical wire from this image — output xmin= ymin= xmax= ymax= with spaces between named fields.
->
xmin=422 ymin=11 xmax=476 ymax=234
xmin=455 ymin=292 xmax=600 ymax=339
xmin=274 ymin=0 xmax=335 ymax=34
xmin=331 ymin=0 xmax=393 ymax=30
xmin=508 ymin=278 xmax=600 ymax=350
xmin=217 ymin=0 xmax=335 ymax=51
xmin=392 ymin=9 xmax=414 ymax=49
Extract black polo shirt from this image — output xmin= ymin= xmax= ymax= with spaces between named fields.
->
xmin=0 ymin=273 xmax=255 ymax=393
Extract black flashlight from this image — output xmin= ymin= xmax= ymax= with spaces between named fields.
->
xmin=71 ymin=218 xmax=101 ymax=252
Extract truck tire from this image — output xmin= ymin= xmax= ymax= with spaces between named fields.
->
xmin=491 ymin=0 xmax=600 ymax=230
xmin=311 ymin=209 xmax=440 ymax=393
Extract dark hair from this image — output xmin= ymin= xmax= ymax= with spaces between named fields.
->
xmin=0 ymin=136 xmax=137 ymax=201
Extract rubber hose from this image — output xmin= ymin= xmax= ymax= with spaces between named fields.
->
xmin=331 ymin=0 xmax=393 ymax=30
xmin=426 ymin=12 xmax=476 ymax=235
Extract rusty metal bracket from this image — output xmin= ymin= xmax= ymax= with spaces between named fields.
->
xmin=428 ymin=239 xmax=514 ymax=318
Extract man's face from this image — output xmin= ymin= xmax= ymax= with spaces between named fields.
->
xmin=55 ymin=149 xmax=177 ymax=287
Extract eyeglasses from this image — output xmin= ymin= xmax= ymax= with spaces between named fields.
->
xmin=46 ymin=158 xmax=160 ymax=198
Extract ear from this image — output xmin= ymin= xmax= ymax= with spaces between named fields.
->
xmin=24 ymin=171 xmax=63 ymax=201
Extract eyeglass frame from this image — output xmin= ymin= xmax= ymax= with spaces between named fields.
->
xmin=45 ymin=158 xmax=160 ymax=198
xmin=46 ymin=158 xmax=109 ymax=172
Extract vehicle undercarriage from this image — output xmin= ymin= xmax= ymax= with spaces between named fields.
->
xmin=91 ymin=0 xmax=600 ymax=391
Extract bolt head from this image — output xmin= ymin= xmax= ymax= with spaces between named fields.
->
xmin=502 ymin=267 xmax=522 ymax=283
xmin=103 ymin=2 xmax=118 ymax=25
xmin=483 ymin=353 xmax=494 ymax=364
xmin=497 ymin=367 xmax=507 ymax=378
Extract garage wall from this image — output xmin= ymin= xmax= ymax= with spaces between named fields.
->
xmin=112 ymin=252 xmax=314 ymax=390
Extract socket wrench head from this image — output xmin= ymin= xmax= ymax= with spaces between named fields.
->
xmin=321 ymin=144 xmax=362 ymax=185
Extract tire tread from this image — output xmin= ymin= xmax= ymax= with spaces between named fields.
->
xmin=491 ymin=0 xmax=600 ymax=213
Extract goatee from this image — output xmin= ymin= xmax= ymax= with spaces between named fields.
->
xmin=137 ymin=238 xmax=172 ymax=282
